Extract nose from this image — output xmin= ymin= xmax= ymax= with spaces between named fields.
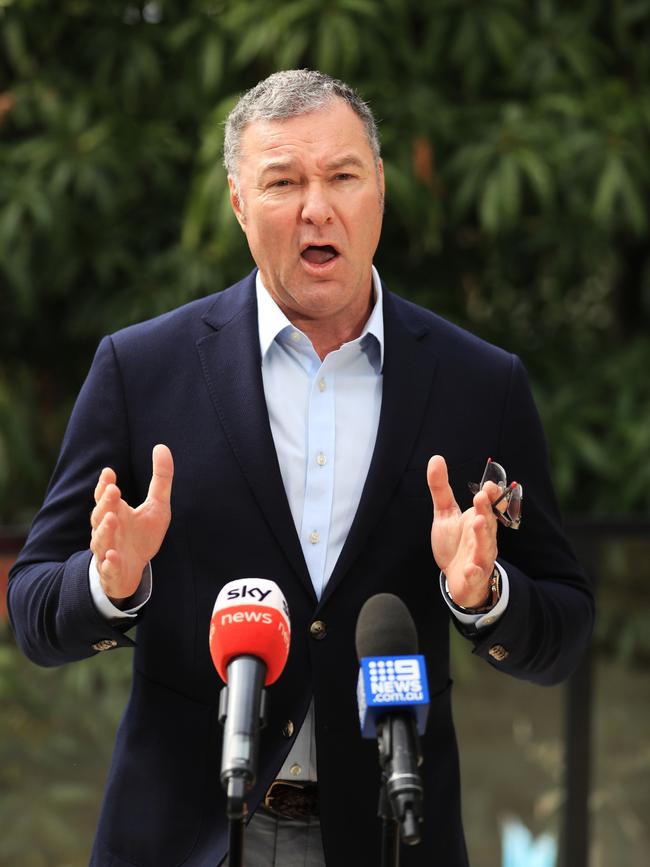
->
xmin=300 ymin=182 xmax=333 ymax=225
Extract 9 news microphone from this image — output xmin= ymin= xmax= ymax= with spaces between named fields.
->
xmin=209 ymin=578 xmax=291 ymax=818
xmin=356 ymin=593 xmax=429 ymax=845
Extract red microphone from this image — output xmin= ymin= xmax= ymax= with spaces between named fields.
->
xmin=209 ymin=578 xmax=290 ymax=685
xmin=209 ymin=579 xmax=291 ymax=816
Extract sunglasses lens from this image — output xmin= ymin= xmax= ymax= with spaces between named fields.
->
xmin=482 ymin=460 xmax=507 ymax=491
xmin=507 ymin=484 xmax=522 ymax=526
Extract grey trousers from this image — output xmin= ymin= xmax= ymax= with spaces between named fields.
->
xmin=238 ymin=806 xmax=326 ymax=867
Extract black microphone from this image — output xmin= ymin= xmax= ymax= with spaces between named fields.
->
xmin=356 ymin=593 xmax=428 ymax=845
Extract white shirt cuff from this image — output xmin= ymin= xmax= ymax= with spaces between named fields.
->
xmin=439 ymin=562 xmax=510 ymax=629
xmin=89 ymin=555 xmax=152 ymax=621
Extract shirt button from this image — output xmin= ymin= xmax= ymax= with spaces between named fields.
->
xmin=282 ymin=720 xmax=294 ymax=738
xmin=289 ymin=763 xmax=302 ymax=777
xmin=318 ymin=378 xmax=327 ymax=392
xmin=310 ymin=620 xmax=327 ymax=640
xmin=316 ymin=452 xmax=327 ymax=466
xmin=309 ymin=530 xmax=320 ymax=544
xmin=290 ymin=331 xmax=301 ymax=342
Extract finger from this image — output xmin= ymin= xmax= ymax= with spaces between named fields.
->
xmin=90 ymin=483 xmax=121 ymax=530
xmin=98 ymin=549 xmax=126 ymax=600
xmin=427 ymin=455 xmax=459 ymax=514
xmin=472 ymin=488 xmax=495 ymax=521
xmin=147 ymin=444 xmax=174 ymax=505
xmin=94 ymin=467 xmax=117 ymax=505
xmin=470 ymin=512 xmax=498 ymax=572
xmin=91 ymin=512 xmax=118 ymax=563
xmin=481 ymin=480 xmax=502 ymax=504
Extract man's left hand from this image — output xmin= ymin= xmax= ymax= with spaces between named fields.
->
xmin=427 ymin=454 xmax=499 ymax=608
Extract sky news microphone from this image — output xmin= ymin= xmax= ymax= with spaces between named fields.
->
xmin=209 ymin=578 xmax=291 ymax=817
xmin=355 ymin=593 xmax=429 ymax=845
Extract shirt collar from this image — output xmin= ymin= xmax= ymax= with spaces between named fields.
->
xmin=256 ymin=267 xmax=385 ymax=371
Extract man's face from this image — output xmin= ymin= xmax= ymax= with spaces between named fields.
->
xmin=229 ymin=99 xmax=385 ymax=332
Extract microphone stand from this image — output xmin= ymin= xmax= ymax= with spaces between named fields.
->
xmin=226 ymin=785 xmax=245 ymax=867
xmin=376 ymin=715 xmax=424 ymax=867
xmin=378 ymin=775 xmax=400 ymax=867
xmin=218 ymin=659 xmax=268 ymax=867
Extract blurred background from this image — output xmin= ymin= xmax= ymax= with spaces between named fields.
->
xmin=0 ymin=1 xmax=648 ymax=865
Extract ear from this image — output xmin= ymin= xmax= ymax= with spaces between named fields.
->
xmin=228 ymin=176 xmax=246 ymax=230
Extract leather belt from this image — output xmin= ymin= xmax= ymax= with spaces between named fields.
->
xmin=263 ymin=780 xmax=319 ymax=820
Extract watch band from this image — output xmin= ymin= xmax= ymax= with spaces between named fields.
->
xmin=444 ymin=566 xmax=501 ymax=614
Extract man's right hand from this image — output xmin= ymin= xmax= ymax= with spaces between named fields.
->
xmin=90 ymin=444 xmax=174 ymax=606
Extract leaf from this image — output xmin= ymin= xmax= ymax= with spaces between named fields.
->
xmin=316 ymin=15 xmax=339 ymax=71
xmin=479 ymin=170 xmax=503 ymax=234
xmin=276 ymin=29 xmax=310 ymax=69
xmin=517 ymin=148 xmax=554 ymax=207
xmin=231 ymin=22 xmax=272 ymax=67
xmin=0 ymin=200 xmax=23 ymax=248
xmin=593 ymin=154 xmax=647 ymax=232
xmin=497 ymin=154 xmax=522 ymax=225
xmin=485 ymin=8 xmax=525 ymax=68
xmin=3 ymin=19 xmax=34 ymax=76
xmin=201 ymin=32 xmax=224 ymax=93
xmin=339 ymin=0 xmax=378 ymax=15
xmin=167 ymin=17 xmax=202 ymax=50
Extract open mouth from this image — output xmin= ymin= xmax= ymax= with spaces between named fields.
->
xmin=300 ymin=244 xmax=339 ymax=266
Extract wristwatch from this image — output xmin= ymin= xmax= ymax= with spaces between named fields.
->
xmin=445 ymin=566 xmax=501 ymax=614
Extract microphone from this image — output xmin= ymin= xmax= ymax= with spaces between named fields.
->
xmin=355 ymin=593 xmax=429 ymax=845
xmin=209 ymin=578 xmax=291 ymax=817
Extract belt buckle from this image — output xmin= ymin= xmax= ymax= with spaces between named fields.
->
xmin=263 ymin=779 xmax=303 ymax=812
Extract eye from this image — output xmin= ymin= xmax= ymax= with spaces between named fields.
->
xmin=333 ymin=173 xmax=354 ymax=181
xmin=269 ymin=179 xmax=293 ymax=188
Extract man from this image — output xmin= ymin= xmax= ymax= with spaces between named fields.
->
xmin=8 ymin=70 xmax=593 ymax=867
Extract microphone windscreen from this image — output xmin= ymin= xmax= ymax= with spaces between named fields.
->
xmin=209 ymin=578 xmax=291 ymax=686
xmin=355 ymin=593 xmax=418 ymax=660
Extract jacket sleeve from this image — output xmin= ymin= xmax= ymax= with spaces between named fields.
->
xmin=7 ymin=337 xmax=138 ymax=666
xmin=459 ymin=355 xmax=595 ymax=686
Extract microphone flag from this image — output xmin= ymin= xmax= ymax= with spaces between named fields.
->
xmin=357 ymin=654 xmax=429 ymax=738
xmin=209 ymin=578 xmax=291 ymax=685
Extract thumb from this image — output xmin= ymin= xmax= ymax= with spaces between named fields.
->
xmin=147 ymin=443 xmax=174 ymax=505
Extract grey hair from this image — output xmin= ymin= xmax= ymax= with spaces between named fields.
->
xmin=223 ymin=69 xmax=381 ymax=185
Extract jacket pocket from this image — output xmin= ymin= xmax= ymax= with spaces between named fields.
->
xmin=102 ymin=671 xmax=216 ymax=867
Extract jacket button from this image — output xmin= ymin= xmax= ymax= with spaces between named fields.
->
xmin=310 ymin=620 xmax=327 ymax=640
xmin=282 ymin=720 xmax=295 ymax=738
xmin=488 ymin=644 xmax=509 ymax=661
xmin=92 ymin=639 xmax=118 ymax=652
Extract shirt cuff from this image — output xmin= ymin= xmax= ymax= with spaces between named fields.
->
xmin=439 ymin=562 xmax=510 ymax=629
xmin=89 ymin=555 xmax=152 ymax=621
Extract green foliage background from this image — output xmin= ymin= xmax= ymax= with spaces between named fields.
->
xmin=1 ymin=0 xmax=649 ymax=522
xmin=1 ymin=3 xmax=650 ymax=864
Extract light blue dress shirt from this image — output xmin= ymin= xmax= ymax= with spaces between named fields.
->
xmin=257 ymin=269 xmax=384 ymax=601
xmin=258 ymin=268 xmax=384 ymax=780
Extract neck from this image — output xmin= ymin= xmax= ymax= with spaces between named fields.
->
xmin=292 ymin=302 xmax=373 ymax=360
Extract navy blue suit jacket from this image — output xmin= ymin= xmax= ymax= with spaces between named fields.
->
xmin=9 ymin=272 xmax=593 ymax=866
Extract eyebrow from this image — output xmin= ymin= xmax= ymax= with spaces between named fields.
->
xmin=258 ymin=159 xmax=295 ymax=179
xmin=323 ymin=154 xmax=366 ymax=172
xmin=257 ymin=153 xmax=367 ymax=181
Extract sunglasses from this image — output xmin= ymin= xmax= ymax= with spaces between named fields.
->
xmin=468 ymin=458 xmax=523 ymax=530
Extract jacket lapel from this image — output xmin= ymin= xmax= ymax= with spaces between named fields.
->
xmin=196 ymin=275 xmax=315 ymax=601
xmin=320 ymin=289 xmax=438 ymax=607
